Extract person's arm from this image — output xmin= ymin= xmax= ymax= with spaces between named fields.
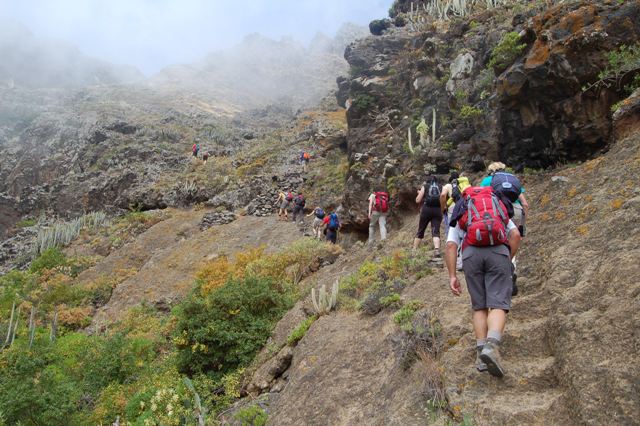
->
xmin=518 ymin=193 xmax=529 ymax=216
xmin=439 ymin=185 xmax=449 ymax=212
xmin=306 ymin=207 xmax=317 ymax=217
xmin=368 ymin=195 xmax=374 ymax=219
xmin=507 ymin=221 xmax=522 ymax=259
xmin=415 ymin=186 xmax=425 ymax=204
xmin=445 ymin=226 xmax=463 ymax=296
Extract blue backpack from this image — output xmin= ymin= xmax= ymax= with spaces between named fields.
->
xmin=328 ymin=213 xmax=339 ymax=231
xmin=315 ymin=208 xmax=325 ymax=219
xmin=490 ymin=172 xmax=522 ymax=203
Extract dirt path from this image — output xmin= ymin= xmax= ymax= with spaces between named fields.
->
xmin=88 ymin=210 xmax=302 ymax=327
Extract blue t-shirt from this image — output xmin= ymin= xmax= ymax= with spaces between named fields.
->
xmin=480 ymin=174 xmax=525 ymax=204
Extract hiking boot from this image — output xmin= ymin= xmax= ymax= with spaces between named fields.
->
xmin=512 ymin=272 xmax=518 ymax=296
xmin=480 ymin=341 xmax=505 ymax=378
xmin=476 ymin=347 xmax=488 ymax=372
xmin=433 ymin=249 xmax=441 ymax=258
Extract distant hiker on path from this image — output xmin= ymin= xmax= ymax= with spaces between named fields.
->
xmin=301 ymin=151 xmax=311 ymax=173
xmin=307 ymin=206 xmax=326 ymax=239
xmin=479 ymin=162 xmax=529 ymax=295
xmin=413 ymin=174 xmax=443 ymax=258
xmin=192 ymin=142 xmax=200 ymax=158
xmin=292 ymin=192 xmax=306 ymax=224
xmin=445 ymin=185 xmax=522 ymax=377
xmin=202 ymin=151 xmax=210 ymax=165
xmin=276 ymin=190 xmax=293 ymax=221
xmin=322 ymin=212 xmax=341 ymax=244
xmin=368 ymin=187 xmax=389 ymax=245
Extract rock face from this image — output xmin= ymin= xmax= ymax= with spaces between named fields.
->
xmin=337 ymin=0 xmax=640 ymax=228
xmin=496 ymin=0 xmax=640 ymax=168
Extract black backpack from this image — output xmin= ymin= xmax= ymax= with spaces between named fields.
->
xmin=424 ymin=181 xmax=441 ymax=208
xmin=451 ymin=179 xmax=461 ymax=202
xmin=294 ymin=195 xmax=306 ymax=207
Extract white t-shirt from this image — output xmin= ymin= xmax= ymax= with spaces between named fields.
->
xmin=446 ymin=220 xmax=517 ymax=247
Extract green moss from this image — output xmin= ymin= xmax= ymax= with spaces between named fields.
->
xmin=489 ymin=32 xmax=527 ymax=71
xmin=15 ymin=218 xmax=37 ymax=228
xmin=287 ymin=315 xmax=317 ymax=346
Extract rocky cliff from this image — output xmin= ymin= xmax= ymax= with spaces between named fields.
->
xmin=337 ymin=0 xmax=640 ymax=229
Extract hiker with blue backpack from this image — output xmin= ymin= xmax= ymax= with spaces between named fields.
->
xmin=413 ymin=175 xmax=443 ymax=258
xmin=322 ymin=212 xmax=341 ymax=244
xmin=445 ymin=184 xmax=522 ymax=378
xmin=479 ymin=162 xmax=529 ymax=295
xmin=306 ymin=206 xmax=326 ymax=239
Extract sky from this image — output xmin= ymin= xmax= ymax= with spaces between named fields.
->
xmin=0 ymin=0 xmax=392 ymax=75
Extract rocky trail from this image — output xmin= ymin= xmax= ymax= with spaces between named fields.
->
xmin=243 ymin=131 xmax=640 ymax=425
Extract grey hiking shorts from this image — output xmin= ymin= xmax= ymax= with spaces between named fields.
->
xmin=280 ymin=200 xmax=290 ymax=210
xmin=462 ymin=245 xmax=513 ymax=311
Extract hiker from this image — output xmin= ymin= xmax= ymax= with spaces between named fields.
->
xmin=445 ymin=186 xmax=522 ymax=378
xmin=367 ymin=186 xmax=389 ymax=244
xmin=302 ymin=152 xmax=311 ymax=173
xmin=192 ymin=142 xmax=199 ymax=158
xmin=202 ymin=151 xmax=210 ymax=165
xmin=276 ymin=190 xmax=293 ymax=221
xmin=440 ymin=172 xmax=470 ymax=268
xmin=479 ymin=162 xmax=529 ymax=295
xmin=306 ymin=206 xmax=326 ymax=239
xmin=291 ymin=192 xmax=306 ymax=224
xmin=322 ymin=212 xmax=341 ymax=244
xmin=413 ymin=175 xmax=443 ymax=258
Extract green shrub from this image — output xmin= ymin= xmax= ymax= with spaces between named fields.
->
xmin=459 ymin=105 xmax=483 ymax=120
xmin=173 ymin=276 xmax=294 ymax=377
xmin=393 ymin=300 xmax=424 ymax=332
xmin=29 ymin=247 xmax=67 ymax=274
xmin=352 ymin=94 xmax=376 ymax=111
xmin=234 ymin=404 xmax=268 ymax=426
xmin=287 ymin=316 xmax=317 ymax=346
xmin=584 ymin=44 xmax=640 ymax=94
xmin=380 ymin=293 xmax=401 ymax=307
xmin=15 ymin=218 xmax=36 ymax=228
xmin=488 ymin=32 xmax=527 ymax=72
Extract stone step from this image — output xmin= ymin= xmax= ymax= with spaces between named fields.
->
xmin=501 ymin=318 xmax=552 ymax=357
xmin=469 ymin=388 xmax=570 ymax=426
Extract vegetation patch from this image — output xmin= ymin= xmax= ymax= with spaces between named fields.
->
xmin=287 ymin=315 xmax=317 ymax=346
xmin=489 ymin=32 xmax=527 ymax=72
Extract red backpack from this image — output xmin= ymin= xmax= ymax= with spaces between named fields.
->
xmin=374 ymin=192 xmax=389 ymax=213
xmin=459 ymin=187 xmax=509 ymax=248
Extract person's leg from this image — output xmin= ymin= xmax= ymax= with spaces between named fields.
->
xmin=368 ymin=212 xmax=379 ymax=243
xmin=480 ymin=247 xmax=512 ymax=377
xmin=379 ymin=213 xmax=387 ymax=240
xmin=472 ymin=309 xmax=489 ymax=340
xmin=414 ymin=209 xmax=428 ymax=250
xmin=487 ymin=309 xmax=507 ymax=335
xmin=430 ymin=209 xmax=442 ymax=253
xmin=462 ymin=247 xmax=489 ymax=372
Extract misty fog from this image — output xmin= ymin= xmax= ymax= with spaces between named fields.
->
xmin=0 ymin=0 xmax=391 ymax=108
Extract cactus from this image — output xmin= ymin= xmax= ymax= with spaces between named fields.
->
xmin=50 ymin=310 xmax=58 ymax=343
xmin=311 ymin=280 xmax=339 ymax=315
xmin=28 ymin=306 xmax=36 ymax=349
xmin=184 ymin=377 xmax=206 ymax=426
xmin=33 ymin=211 xmax=109 ymax=254
xmin=432 ymin=108 xmax=437 ymax=145
xmin=407 ymin=127 xmax=415 ymax=154
xmin=1 ymin=302 xmax=16 ymax=350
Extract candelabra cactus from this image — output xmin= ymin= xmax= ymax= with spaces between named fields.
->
xmin=311 ymin=280 xmax=339 ymax=315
